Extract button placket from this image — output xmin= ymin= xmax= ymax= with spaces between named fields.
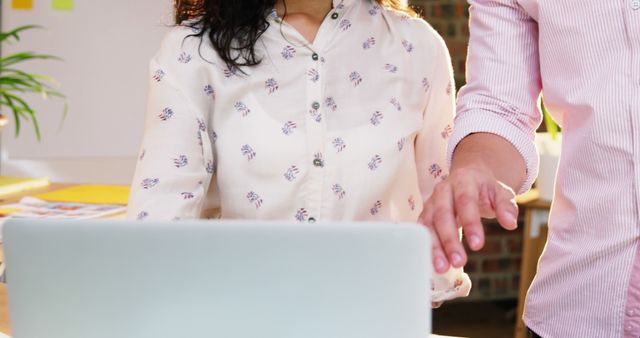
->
xmin=302 ymin=52 xmax=327 ymax=222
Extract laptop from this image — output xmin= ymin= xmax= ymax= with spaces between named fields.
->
xmin=3 ymin=219 xmax=431 ymax=338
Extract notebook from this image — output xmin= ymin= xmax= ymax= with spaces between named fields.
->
xmin=33 ymin=184 xmax=129 ymax=205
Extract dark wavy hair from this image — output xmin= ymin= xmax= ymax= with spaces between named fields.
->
xmin=175 ymin=0 xmax=415 ymax=70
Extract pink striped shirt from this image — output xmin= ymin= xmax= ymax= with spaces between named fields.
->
xmin=450 ymin=0 xmax=640 ymax=337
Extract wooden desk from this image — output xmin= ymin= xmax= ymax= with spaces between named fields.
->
xmin=0 ymin=285 xmax=8 ymax=335
xmin=514 ymin=190 xmax=551 ymax=338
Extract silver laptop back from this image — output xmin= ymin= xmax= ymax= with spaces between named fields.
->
xmin=3 ymin=220 xmax=431 ymax=338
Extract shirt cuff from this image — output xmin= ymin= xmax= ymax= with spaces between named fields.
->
xmin=447 ymin=110 xmax=538 ymax=195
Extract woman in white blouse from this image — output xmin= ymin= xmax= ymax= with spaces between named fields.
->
xmin=128 ymin=0 xmax=470 ymax=304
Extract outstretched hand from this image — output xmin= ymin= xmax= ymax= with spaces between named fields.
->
xmin=420 ymin=166 xmax=519 ymax=274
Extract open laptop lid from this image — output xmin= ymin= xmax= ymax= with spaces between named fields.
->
xmin=3 ymin=220 xmax=431 ymax=338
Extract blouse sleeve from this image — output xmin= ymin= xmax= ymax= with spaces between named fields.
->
xmin=415 ymin=32 xmax=472 ymax=304
xmin=127 ymin=28 xmax=216 ymax=221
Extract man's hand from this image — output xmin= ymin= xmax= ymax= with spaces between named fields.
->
xmin=420 ymin=133 xmax=525 ymax=274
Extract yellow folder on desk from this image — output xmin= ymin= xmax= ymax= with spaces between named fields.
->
xmin=34 ymin=185 xmax=130 ymax=205
xmin=0 ymin=176 xmax=50 ymax=197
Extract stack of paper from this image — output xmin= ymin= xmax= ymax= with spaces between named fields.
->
xmin=0 ymin=185 xmax=130 ymax=220
xmin=0 ymin=196 xmax=127 ymax=243
xmin=0 ymin=185 xmax=131 ymax=242
xmin=0 ymin=197 xmax=126 ymax=220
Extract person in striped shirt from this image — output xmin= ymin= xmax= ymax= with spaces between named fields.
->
xmin=421 ymin=0 xmax=640 ymax=337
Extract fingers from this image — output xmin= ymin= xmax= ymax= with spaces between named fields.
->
xmin=421 ymin=168 xmax=517 ymax=274
xmin=431 ymin=183 xmax=467 ymax=270
xmin=493 ymin=182 xmax=519 ymax=230
xmin=452 ymin=176 xmax=484 ymax=251
xmin=421 ymin=199 xmax=451 ymax=274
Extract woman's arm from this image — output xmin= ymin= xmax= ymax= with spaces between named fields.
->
xmin=127 ymin=28 xmax=216 ymax=220
xmin=415 ymin=29 xmax=471 ymax=304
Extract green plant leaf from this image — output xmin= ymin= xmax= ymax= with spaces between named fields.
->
xmin=2 ymin=68 xmax=57 ymax=85
xmin=28 ymin=110 xmax=41 ymax=140
xmin=0 ymin=25 xmax=41 ymax=43
xmin=541 ymin=99 xmax=559 ymax=141
xmin=0 ymin=51 xmax=62 ymax=68
xmin=0 ymin=25 xmax=67 ymax=141
xmin=3 ymin=93 xmax=41 ymax=140
xmin=0 ymin=75 xmax=46 ymax=90
xmin=2 ymin=94 xmax=23 ymax=138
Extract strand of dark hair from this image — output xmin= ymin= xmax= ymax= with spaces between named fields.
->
xmin=175 ymin=0 xmax=416 ymax=71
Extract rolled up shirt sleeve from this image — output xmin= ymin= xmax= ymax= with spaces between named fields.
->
xmin=449 ymin=0 xmax=542 ymax=194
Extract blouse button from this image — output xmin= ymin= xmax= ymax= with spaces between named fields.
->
xmin=331 ymin=12 xmax=339 ymax=19
xmin=313 ymin=158 xmax=324 ymax=167
xmin=312 ymin=53 xmax=319 ymax=61
xmin=311 ymin=101 xmax=320 ymax=110
xmin=308 ymin=217 xmax=317 ymax=223
xmin=633 ymin=1 xmax=640 ymax=10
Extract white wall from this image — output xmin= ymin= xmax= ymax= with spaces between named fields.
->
xmin=1 ymin=0 xmax=172 ymax=184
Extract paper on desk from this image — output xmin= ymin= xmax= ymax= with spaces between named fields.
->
xmin=0 ymin=197 xmax=125 ymax=219
xmin=0 ymin=197 xmax=126 ymax=242
xmin=0 ymin=332 xmax=10 ymax=338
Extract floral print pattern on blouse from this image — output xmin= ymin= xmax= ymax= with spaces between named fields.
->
xmin=128 ymin=0 xmax=470 ymax=304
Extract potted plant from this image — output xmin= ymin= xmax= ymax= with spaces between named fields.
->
xmin=535 ymin=99 xmax=561 ymax=201
xmin=0 ymin=25 xmax=66 ymax=141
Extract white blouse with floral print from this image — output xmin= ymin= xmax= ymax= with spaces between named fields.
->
xmin=128 ymin=0 xmax=470 ymax=303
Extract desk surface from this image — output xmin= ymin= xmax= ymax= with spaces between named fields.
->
xmin=0 ymin=285 xmax=9 ymax=335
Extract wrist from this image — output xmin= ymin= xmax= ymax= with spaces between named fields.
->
xmin=450 ymin=133 xmax=526 ymax=191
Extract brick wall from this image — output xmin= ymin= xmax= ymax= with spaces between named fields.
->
xmin=410 ymin=0 xmax=470 ymax=89
xmin=462 ymin=220 xmax=523 ymax=300
xmin=410 ymin=0 xmax=524 ymax=301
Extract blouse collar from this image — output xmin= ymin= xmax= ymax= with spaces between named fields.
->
xmin=268 ymin=0 xmax=358 ymax=19
xmin=333 ymin=0 xmax=357 ymax=9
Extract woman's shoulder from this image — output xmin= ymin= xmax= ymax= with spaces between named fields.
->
xmin=379 ymin=6 xmax=446 ymax=54
xmin=158 ymin=24 xmax=205 ymax=54
xmin=153 ymin=24 xmax=219 ymax=68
